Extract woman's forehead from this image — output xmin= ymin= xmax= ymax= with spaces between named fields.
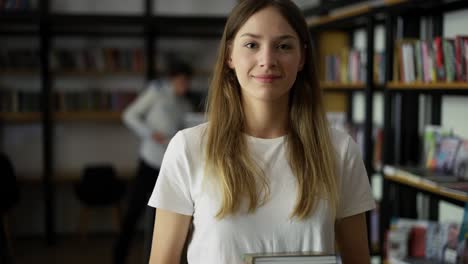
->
xmin=234 ymin=6 xmax=298 ymax=40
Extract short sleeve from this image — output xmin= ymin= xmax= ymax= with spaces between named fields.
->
xmin=336 ymin=136 xmax=376 ymax=219
xmin=148 ymin=131 xmax=194 ymax=216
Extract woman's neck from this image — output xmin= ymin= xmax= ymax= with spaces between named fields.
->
xmin=242 ymin=97 xmax=289 ymax=139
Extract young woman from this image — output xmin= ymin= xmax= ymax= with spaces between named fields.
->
xmin=148 ymin=1 xmax=375 ymax=263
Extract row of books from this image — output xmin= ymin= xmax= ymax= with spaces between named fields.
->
xmin=0 ymin=90 xmax=40 ymax=112
xmin=395 ymin=36 xmax=468 ymax=83
xmin=387 ymin=216 xmax=468 ymax=264
xmin=0 ymin=48 xmax=146 ymax=73
xmin=326 ymin=112 xmax=383 ymax=171
xmin=325 ymin=51 xmax=387 ymax=85
xmin=0 ymin=0 xmax=37 ymax=10
xmin=0 ymin=49 xmax=40 ymax=70
xmin=324 ymin=49 xmax=369 ymax=84
xmin=52 ymin=48 xmax=145 ymax=73
xmin=0 ymin=90 xmax=137 ymax=112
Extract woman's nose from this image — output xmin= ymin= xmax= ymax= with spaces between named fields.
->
xmin=258 ymin=47 xmax=277 ymax=68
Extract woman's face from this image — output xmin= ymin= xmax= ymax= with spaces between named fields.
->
xmin=228 ymin=6 xmax=304 ymax=104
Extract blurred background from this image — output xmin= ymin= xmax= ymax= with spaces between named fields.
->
xmin=1 ymin=0 xmax=468 ymax=264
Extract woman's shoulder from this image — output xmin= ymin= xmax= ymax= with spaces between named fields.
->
xmin=179 ymin=122 xmax=209 ymax=141
xmin=329 ymin=127 xmax=354 ymax=157
xmin=170 ymin=122 xmax=208 ymax=156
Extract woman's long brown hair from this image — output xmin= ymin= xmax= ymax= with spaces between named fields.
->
xmin=205 ymin=0 xmax=339 ymax=220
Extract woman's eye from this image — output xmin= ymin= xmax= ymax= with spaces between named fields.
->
xmin=278 ymin=43 xmax=292 ymax=50
xmin=244 ymin=42 xmax=257 ymax=49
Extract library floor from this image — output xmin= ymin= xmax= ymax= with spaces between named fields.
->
xmin=10 ymin=233 xmax=146 ymax=264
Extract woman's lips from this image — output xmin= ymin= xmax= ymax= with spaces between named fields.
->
xmin=253 ymin=75 xmax=281 ymax=83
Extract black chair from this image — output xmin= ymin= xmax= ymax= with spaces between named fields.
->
xmin=0 ymin=153 xmax=19 ymax=263
xmin=75 ymin=164 xmax=126 ymax=239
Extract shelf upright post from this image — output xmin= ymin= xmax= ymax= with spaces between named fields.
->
xmin=380 ymin=12 xmax=396 ymax=261
xmin=39 ymin=0 xmax=56 ymax=245
xmin=346 ymin=31 xmax=355 ymax=123
xmin=364 ymin=14 xmax=374 ymax=178
xmin=364 ymin=13 xmax=375 ymax=256
xmin=430 ymin=14 xmax=443 ymax=126
xmin=426 ymin=13 xmax=444 ymax=222
xmin=145 ymin=0 xmax=155 ymax=82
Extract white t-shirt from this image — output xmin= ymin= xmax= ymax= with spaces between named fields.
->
xmin=148 ymin=123 xmax=375 ymax=264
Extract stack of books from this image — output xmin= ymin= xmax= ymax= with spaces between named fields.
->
xmin=243 ymin=252 xmax=338 ymax=264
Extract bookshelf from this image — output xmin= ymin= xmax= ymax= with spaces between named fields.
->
xmin=383 ymin=166 xmax=468 ymax=205
xmin=0 ymin=111 xmax=125 ymax=123
xmin=387 ymin=82 xmax=468 ymax=90
xmin=307 ymin=4 xmax=372 ymax=28
xmin=309 ymin=3 xmax=380 ymax=256
xmin=320 ymin=82 xmax=365 ymax=90
xmin=0 ymin=70 xmax=40 ymax=75
xmin=307 ymin=0 xmax=468 ymax=260
xmin=0 ymin=0 xmax=226 ymax=244
xmin=0 ymin=112 xmax=41 ymax=123
xmin=375 ymin=0 xmax=468 ymax=263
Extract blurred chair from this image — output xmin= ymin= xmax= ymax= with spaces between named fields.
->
xmin=75 ymin=164 xmax=126 ymax=240
xmin=0 ymin=153 xmax=20 ymax=263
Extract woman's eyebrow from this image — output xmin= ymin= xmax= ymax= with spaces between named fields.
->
xmin=239 ymin=33 xmax=297 ymax=40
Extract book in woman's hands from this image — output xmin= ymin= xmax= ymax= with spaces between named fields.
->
xmin=243 ymin=252 xmax=338 ymax=264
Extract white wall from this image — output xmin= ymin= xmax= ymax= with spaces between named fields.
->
xmin=51 ymin=0 xmax=319 ymax=16
xmin=154 ymin=0 xmax=236 ymax=15
xmin=51 ymin=0 xmax=237 ymax=15
xmin=51 ymin=0 xmax=144 ymax=14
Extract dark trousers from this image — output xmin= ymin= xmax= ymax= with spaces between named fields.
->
xmin=0 ymin=216 xmax=12 ymax=264
xmin=113 ymin=159 xmax=159 ymax=264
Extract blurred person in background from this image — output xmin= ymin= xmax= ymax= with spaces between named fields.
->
xmin=113 ymin=60 xmax=193 ymax=264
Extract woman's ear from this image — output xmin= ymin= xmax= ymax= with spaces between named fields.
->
xmin=227 ymin=57 xmax=234 ymax=69
xmin=226 ymin=43 xmax=235 ymax=69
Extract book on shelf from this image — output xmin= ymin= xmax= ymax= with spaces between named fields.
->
xmin=243 ymin=252 xmax=337 ymax=264
xmin=387 ymin=218 xmax=461 ymax=264
xmin=435 ymin=136 xmax=462 ymax=175
xmin=456 ymin=203 xmax=468 ymax=262
xmin=454 ymin=140 xmax=468 ymax=181
xmin=394 ymin=36 xmax=468 ymax=84
xmin=422 ymin=126 xmax=468 ymax=181
xmin=433 ymin=36 xmax=446 ymax=82
xmin=423 ymin=125 xmax=451 ymax=171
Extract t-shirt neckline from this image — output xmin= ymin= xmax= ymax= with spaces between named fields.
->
xmin=244 ymin=133 xmax=287 ymax=144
